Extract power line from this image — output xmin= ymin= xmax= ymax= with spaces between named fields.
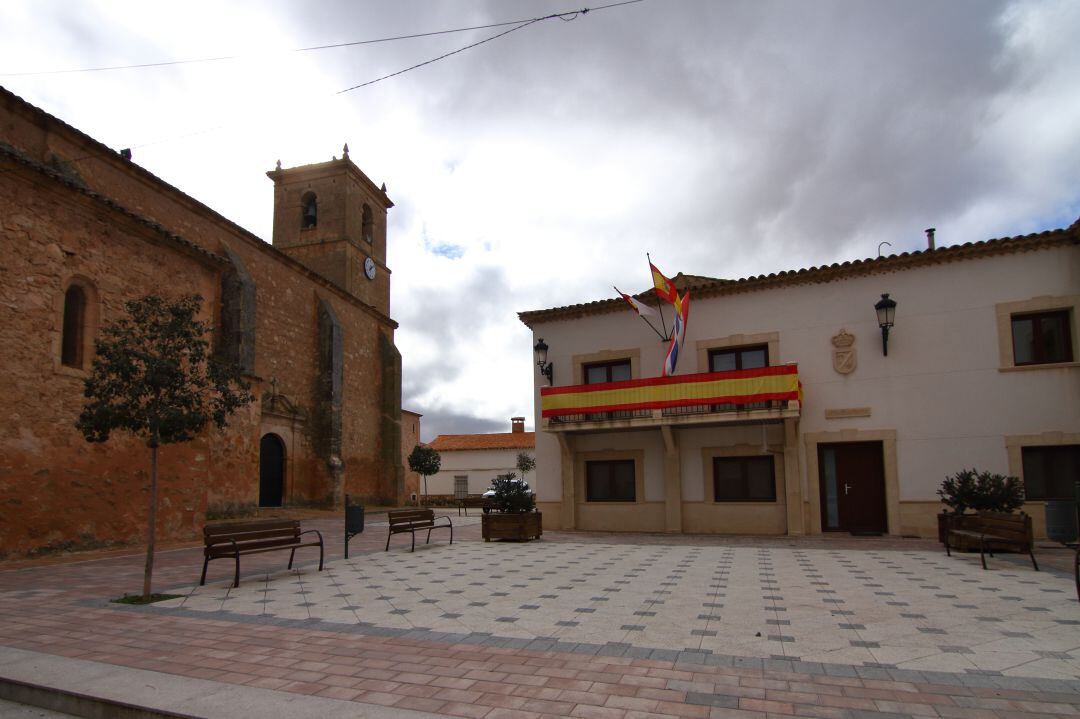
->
xmin=0 ymin=0 xmax=646 ymax=168
xmin=0 ymin=1 xmax=644 ymax=78
xmin=338 ymin=1 xmax=645 ymax=93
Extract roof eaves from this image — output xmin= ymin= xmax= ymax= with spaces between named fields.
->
xmin=0 ymin=141 xmax=227 ymax=268
xmin=518 ymin=224 xmax=1079 ymax=327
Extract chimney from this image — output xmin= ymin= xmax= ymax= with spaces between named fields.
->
xmin=511 ymin=417 xmax=525 ymax=433
xmin=925 ymin=227 xmax=936 ymax=251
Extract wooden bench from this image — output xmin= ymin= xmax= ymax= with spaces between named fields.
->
xmin=201 ymin=519 xmax=324 ymax=588
xmin=386 ymin=508 xmax=453 ymax=552
xmin=945 ymin=511 xmax=1038 ymax=571
xmin=458 ymin=496 xmax=492 ymax=516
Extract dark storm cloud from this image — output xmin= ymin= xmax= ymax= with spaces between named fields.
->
xmin=293 ymin=0 xmax=1049 ymax=270
xmin=410 ymin=409 xmax=507 ymax=444
xmin=397 ymin=265 xmax=514 ymax=403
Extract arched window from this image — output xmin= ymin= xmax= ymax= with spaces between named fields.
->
xmin=61 ymin=285 xmax=86 ymax=368
xmin=301 ymin=192 xmax=318 ymax=229
xmin=361 ymin=203 xmax=374 ymax=243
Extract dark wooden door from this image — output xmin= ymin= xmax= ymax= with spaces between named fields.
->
xmin=818 ymin=442 xmax=887 ymax=534
xmin=259 ymin=434 xmax=285 ymax=507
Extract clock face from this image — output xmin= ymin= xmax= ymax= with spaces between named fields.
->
xmin=364 ymin=256 xmax=376 ymax=280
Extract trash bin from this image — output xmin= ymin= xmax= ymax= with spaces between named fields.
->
xmin=345 ymin=494 xmax=365 ymax=558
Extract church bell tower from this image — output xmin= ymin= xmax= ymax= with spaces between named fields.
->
xmin=267 ymin=146 xmax=393 ymax=315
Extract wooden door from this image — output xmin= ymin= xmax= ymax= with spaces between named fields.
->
xmin=818 ymin=442 xmax=887 ymax=534
xmin=259 ymin=434 xmax=285 ymax=507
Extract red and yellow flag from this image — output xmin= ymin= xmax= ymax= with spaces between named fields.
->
xmin=649 ymin=261 xmax=677 ymax=305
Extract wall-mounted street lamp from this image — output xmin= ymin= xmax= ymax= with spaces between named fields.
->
xmin=534 ymin=338 xmax=554 ymax=385
xmin=874 ymin=293 xmax=897 ymax=356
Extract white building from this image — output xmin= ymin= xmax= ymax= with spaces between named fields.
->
xmin=518 ymin=223 xmax=1079 ymax=538
xmin=425 ymin=418 xmax=536 ymax=497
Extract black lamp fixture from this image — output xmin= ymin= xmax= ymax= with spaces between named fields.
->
xmin=534 ymin=338 xmax=554 ymax=385
xmin=874 ymin=293 xmax=897 ymax=356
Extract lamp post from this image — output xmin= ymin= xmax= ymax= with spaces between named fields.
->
xmin=534 ymin=338 xmax=554 ymax=385
xmin=875 ymin=293 xmax=897 ymax=356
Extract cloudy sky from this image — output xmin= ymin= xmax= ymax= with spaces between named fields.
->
xmin=2 ymin=1 xmax=1078 ymax=441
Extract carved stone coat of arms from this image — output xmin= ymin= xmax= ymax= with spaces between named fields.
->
xmin=831 ymin=330 xmax=856 ymax=374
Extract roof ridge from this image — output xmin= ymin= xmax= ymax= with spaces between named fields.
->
xmin=0 ymin=141 xmax=226 ymax=266
xmin=519 ymin=222 xmax=1079 ymax=326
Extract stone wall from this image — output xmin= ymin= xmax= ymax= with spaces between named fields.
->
xmin=0 ymin=88 xmax=403 ymax=557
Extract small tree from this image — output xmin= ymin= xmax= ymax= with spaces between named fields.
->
xmin=77 ymin=295 xmax=252 ymax=601
xmin=516 ymin=452 xmax=536 ymax=484
xmin=408 ymin=444 xmax=441 ymax=497
xmin=490 ymin=472 xmax=536 ymax=513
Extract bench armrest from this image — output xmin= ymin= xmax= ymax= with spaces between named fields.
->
xmin=433 ymin=515 xmax=453 ymax=527
xmin=300 ymin=529 xmax=323 ymax=545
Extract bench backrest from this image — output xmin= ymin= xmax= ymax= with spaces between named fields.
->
xmin=953 ymin=512 xmax=1031 ymax=543
xmin=204 ymin=519 xmax=301 ymax=551
xmin=388 ymin=508 xmax=434 ymax=526
xmin=461 ymin=496 xmax=490 ymax=507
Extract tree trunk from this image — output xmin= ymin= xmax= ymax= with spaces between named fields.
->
xmin=143 ymin=441 xmax=158 ymax=602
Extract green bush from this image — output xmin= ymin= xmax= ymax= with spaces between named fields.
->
xmin=938 ymin=468 xmax=1025 ymax=514
xmin=490 ymin=472 xmax=536 ymax=514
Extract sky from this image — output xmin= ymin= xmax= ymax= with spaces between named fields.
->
xmin=2 ymin=1 xmax=1078 ymax=442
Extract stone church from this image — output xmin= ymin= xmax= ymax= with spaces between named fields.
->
xmin=0 ymin=87 xmax=404 ymax=558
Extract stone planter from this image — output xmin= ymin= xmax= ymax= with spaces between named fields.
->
xmin=482 ymin=511 xmax=542 ymax=542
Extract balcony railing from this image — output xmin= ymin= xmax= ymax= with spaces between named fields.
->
xmin=541 ymin=365 xmax=800 ymax=426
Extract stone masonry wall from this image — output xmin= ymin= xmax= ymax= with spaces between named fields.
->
xmin=0 ymin=89 xmax=402 ymax=556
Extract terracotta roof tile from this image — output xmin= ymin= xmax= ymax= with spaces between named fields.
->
xmin=428 ymin=432 xmax=536 ymax=451
xmin=518 ymin=222 xmax=1080 ymax=327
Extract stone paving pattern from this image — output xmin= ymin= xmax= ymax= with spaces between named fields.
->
xmin=1 ymin=514 xmax=1079 ymax=718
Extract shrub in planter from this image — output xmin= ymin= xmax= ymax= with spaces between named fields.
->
xmin=482 ymin=472 xmax=541 ymax=541
xmin=489 ymin=472 xmax=536 ymax=513
xmin=937 ymin=468 xmax=1025 ymax=514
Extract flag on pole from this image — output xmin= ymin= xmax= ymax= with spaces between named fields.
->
xmin=649 ymin=260 xmax=678 ymax=305
xmin=615 ymin=287 xmax=657 ymax=317
xmin=662 ymin=289 xmax=691 ymax=376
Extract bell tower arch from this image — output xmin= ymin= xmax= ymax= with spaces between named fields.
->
xmin=267 ymin=146 xmax=393 ymax=314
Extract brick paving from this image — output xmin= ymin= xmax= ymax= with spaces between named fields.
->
xmin=1 ymin=516 xmax=1079 ymax=718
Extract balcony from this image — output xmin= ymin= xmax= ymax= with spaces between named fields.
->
xmin=541 ymin=365 xmax=801 ymax=432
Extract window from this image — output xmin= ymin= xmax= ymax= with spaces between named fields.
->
xmin=709 ymin=345 xmax=769 ymax=410
xmin=454 ymin=476 xmax=468 ymax=499
xmin=586 ymin=460 xmax=635 ymax=502
xmin=60 ymin=285 xmax=86 ymax=368
xmin=584 ymin=359 xmax=631 ymax=384
xmin=583 ymin=359 xmax=632 ymax=420
xmin=301 ymin=192 xmax=317 ymax=229
xmin=713 ymin=455 xmax=776 ymax=502
xmin=1011 ymin=310 xmax=1072 ymax=365
xmin=362 ymin=204 xmax=374 ymax=243
xmin=709 ymin=344 xmax=768 ymax=372
xmin=1022 ymin=445 xmax=1079 ymax=500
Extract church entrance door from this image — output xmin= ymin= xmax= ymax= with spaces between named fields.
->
xmin=259 ymin=434 xmax=285 ymax=507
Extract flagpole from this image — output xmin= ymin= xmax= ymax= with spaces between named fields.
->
xmin=646 ymin=253 xmax=670 ymax=341
xmin=613 ymin=286 xmax=667 ymax=341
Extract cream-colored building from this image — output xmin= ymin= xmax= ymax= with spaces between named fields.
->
xmin=519 ymin=223 xmax=1080 ymax=538
xmin=425 ymin=418 xmax=536 ymax=496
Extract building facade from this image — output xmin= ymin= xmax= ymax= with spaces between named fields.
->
xmin=519 ymin=223 xmax=1080 ymax=538
xmin=401 ymin=409 xmax=422 ymax=504
xmin=425 ymin=418 xmax=536 ymax=497
xmin=0 ymin=88 xmax=403 ymax=558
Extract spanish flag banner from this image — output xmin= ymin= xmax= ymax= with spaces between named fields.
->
xmin=649 ymin=260 xmax=677 ymax=305
xmin=540 ymin=365 xmax=800 ymax=418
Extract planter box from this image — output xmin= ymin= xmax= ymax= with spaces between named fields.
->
xmin=482 ymin=511 xmax=542 ymax=542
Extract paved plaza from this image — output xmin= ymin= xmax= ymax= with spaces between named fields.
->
xmin=1 ymin=516 xmax=1079 ymax=718
xmin=165 ymin=518 xmax=1080 ymax=680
